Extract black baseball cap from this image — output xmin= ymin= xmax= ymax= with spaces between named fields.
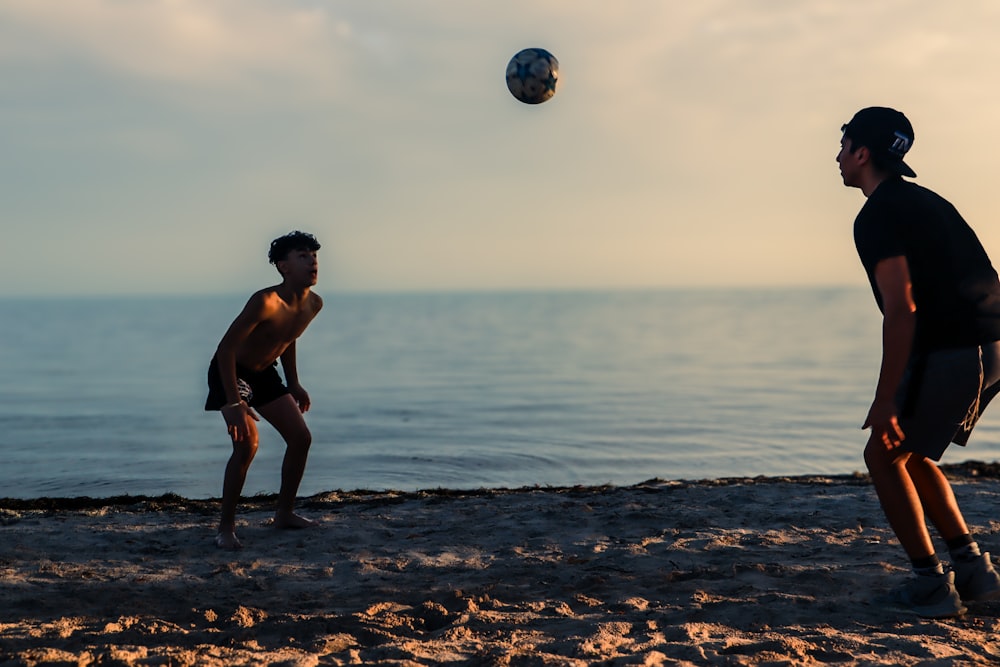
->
xmin=841 ymin=107 xmax=916 ymax=178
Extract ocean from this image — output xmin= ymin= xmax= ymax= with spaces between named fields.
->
xmin=4 ymin=287 xmax=1000 ymax=500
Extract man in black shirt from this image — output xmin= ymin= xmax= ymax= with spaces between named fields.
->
xmin=839 ymin=106 xmax=1000 ymax=617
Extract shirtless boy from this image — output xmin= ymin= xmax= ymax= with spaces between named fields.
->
xmin=205 ymin=231 xmax=323 ymax=549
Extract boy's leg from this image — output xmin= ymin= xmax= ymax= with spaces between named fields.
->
xmin=218 ymin=424 xmax=260 ymax=549
xmin=256 ymin=394 xmax=315 ymax=528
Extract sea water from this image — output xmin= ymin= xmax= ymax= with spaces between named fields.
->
xmin=3 ymin=288 xmax=999 ymax=499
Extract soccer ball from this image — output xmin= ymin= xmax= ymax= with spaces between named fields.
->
xmin=505 ymin=48 xmax=559 ymax=105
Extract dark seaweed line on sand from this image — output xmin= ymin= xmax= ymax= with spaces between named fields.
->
xmin=2 ymin=461 xmax=999 ymax=513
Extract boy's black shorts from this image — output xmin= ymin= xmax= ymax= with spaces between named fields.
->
xmin=205 ymin=356 xmax=289 ymax=410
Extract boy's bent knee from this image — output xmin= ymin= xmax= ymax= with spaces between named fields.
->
xmin=231 ymin=439 xmax=259 ymax=460
xmin=290 ymin=429 xmax=312 ymax=450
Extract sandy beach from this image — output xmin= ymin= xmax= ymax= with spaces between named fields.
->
xmin=4 ymin=464 xmax=1000 ymax=666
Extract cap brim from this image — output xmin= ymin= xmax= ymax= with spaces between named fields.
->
xmin=893 ymin=161 xmax=916 ymax=178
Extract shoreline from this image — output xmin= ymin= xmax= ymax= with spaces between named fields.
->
xmin=4 ymin=462 xmax=1000 ymax=665
xmin=5 ymin=459 xmax=1000 ymax=511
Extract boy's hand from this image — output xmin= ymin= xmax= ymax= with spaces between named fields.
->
xmin=289 ymin=384 xmax=311 ymax=413
xmin=222 ymin=402 xmax=260 ymax=442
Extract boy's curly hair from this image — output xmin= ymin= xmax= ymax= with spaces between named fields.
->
xmin=268 ymin=231 xmax=321 ymax=265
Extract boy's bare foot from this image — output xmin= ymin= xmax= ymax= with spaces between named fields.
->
xmin=273 ymin=512 xmax=318 ymax=530
xmin=215 ymin=531 xmax=243 ymax=550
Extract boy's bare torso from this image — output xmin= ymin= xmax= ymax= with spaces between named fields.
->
xmin=235 ymin=287 xmax=323 ymax=371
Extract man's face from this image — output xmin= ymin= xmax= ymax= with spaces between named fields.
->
xmin=836 ymin=136 xmax=864 ymax=188
xmin=279 ymin=248 xmax=319 ymax=286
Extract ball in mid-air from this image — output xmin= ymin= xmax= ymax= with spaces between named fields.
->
xmin=505 ymin=48 xmax=559 ymax=105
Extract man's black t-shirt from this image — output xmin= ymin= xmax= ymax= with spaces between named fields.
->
xmin=854 ymin=176 xmax=1000 ymax=354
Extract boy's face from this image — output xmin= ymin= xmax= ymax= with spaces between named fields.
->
xmin=278 ymin=248 xmax=319 ymax=286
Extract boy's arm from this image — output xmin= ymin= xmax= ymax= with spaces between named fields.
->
xmin=216 ymin=293 xmax=269 ymax=439
xmin=280 ymin=340 xmax=311 ymax=413
xmin=279 ymin=293 xmax=322 ymax=413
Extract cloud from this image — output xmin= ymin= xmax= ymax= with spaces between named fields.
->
xmin=0 ymin=0 xmax=344 ymax=98
xmin=4 ymin=1 xmax=1000 ymax=295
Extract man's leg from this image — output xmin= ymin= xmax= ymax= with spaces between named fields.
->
xmin=907 ymin=453 xmax=1000 ymax=601
xmin=218 ymin=426 xmax=260 ymax=549
xmin=257 ymin=394 xmax=315 ymax=529
xmin=905 ymin=455 xmax=968 ymax=541
xmin=864 ymin=437 xmax=935 ymax=560
xmin=864 ymin=436 xmax=968 ymax=616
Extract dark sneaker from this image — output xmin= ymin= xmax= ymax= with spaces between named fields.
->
xmin=953 ymin=552 xmax=1000 ymax=602
xmin=884 ymin=571 xmax=966 ymax=618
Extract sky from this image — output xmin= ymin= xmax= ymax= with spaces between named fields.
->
xmin=4 ymin=1 xmax=1000 ymax=296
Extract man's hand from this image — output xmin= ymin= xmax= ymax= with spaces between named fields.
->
xmin=863 ymin=397 xmax=905 ymax=449
xmin=222 ymin=401 xmax=260 ymax=442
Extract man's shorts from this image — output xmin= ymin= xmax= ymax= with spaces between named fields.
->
xmin=204 ymin=356 xmax=289 ymax=410
xmin=897 ymin=341 xmax=1000 ymax=461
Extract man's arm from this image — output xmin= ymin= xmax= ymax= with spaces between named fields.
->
xmin=863 ymin=255 xmax=917 ymax=448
